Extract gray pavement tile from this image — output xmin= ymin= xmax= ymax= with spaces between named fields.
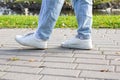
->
xmin=75 ymin=58 xmax=109 ymax=65
xmin=116 ymin=66 xmax=120 ymax=72
xmin=40 ymin=68 xmax=81 ymax=77
xmin=43 ymin=52 xmax=74 ymax=57
xmin=1 ymin=73 xmax=42 ymax=80
xmin=0 ymin=65 xmax=11 ymax=72
xmin=4 ymin=66 xmax=43 ymax=74
xmin=73 ymin=53 xmax=105 ymax=59
xmin=80 ymin=71 xmax=120 ymax=79
xmin=76 ymin=64 xmax=114 ymax=72
xmin=0 ymin=72 xmax=7 ymax=78
xmin=73 ymin=50 xmax=102 ymax=54
xmin=41 ymin=75 xmax=84 ymax=80
xmin=0 ymin=59 xmax=11 ymax=65
xmin=10 ymin=61 xmax=43 ymax=67
xmin=41 ymin=62 xmax=77 ymax=69
xmin=43 ymin=57 xmax=75 ymax=63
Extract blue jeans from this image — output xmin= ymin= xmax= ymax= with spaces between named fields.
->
xmin=35 ymin=0 xmax=92 ymax=40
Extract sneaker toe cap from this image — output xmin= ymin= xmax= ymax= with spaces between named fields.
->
xmin=15 ymin=35 xmax=22 ymax=40
xmin=61 ymin=42 xmax=69 ymax=47
xmin=15 ymin=35 xmax=24 ymax=44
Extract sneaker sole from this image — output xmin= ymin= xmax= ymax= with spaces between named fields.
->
xmin=61 ymin=44 xmax=92 ymax=50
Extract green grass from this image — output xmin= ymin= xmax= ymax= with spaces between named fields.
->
xmin=93 ymin=15 xmax=120 ymax=28
xmin=0 ymin=15 xmax=38 ymax=28
xmin=0 ymin=15 xmax=120 ymax=28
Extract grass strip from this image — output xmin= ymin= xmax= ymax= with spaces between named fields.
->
xmin=0 ymin=15 xmax=120 ymax=28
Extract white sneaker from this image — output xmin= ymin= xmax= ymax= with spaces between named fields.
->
xmin=15 ymin=33 xmax=47 ymax=49
xmin=61 ymin=37 xmax=92 ymax=49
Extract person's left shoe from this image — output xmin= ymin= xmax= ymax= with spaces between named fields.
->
xmin=61 ymin=37 xmax=92 ymax=50
xmin=15 ymin=33 xmax=47 ymax=49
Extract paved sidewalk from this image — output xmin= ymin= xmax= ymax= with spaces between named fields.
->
xmin=0 ymin=28 xmax=120 ymax=80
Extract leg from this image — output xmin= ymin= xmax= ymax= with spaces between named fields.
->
xmin=35 ymin=0 xmax=65 ymax=41
xmin=15 ymin=0 xmax=64 ymax=49
xmin=72 ymin=0 xmax=92 ymax=39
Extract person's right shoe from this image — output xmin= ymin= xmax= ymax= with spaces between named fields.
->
xmin=61 ymin=37 xmax=92 ymax=50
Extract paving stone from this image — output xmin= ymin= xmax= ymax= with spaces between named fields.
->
xmin=94 ymin=42 xmax=116 ymax=45
xmin=93 ymin=40 xmax=114 ymax=44
xmin=5 ymin=66 xmax=43 ymax=74
xmin=41 ymin=75 xmax=84 ymax=80
xmin=0 ymin=72 xmax=6 ymax=77
xmin=118 ymin=42 xmax=120 ymax=45
xmin=111 ymin=60 xmax=120 ymax=66
xmin=105 ymin=34 xmax=120 ymax=38
xmin=10 ymin=61 xmax=43 ymax=67
xmin=116 ymin=66 xmax=120 ymax=72
xmin=43 ymin=53 xmax=74 ymax=57
xmin=43 ymin=57 xmax=75 ymax=63
xmin=97 ymin=29 xmax=107 ymax=33
xmin=1 ymin=73 xmax=42 ymax=80
xmin=106 ymin=29 xmax=116 ymax=34
xmin=74 ymin=54 xmax=105 ymax=59
xmin=116 ymin=30 xmax=120 ymax=33
xmin=85 ymin=79 xmax=99 ymax=80
xmin=0 ymin=55 xmax=16 ymax=59
xmin=42 ymin=62 xmax=77 ymax=69
xmin=21 ymin=60 xmax=43 ymax=67
xmin=96 ymin=44 xmax=120 ymax=48
xmin=75 ymin=58 xmax=109 ymax=65
xmin=115 ymin=40 xmax=120 ymax=42
xmin=92 ymin=36 xmax=105 ymax=39
xmin=86 ymin=78 xmax=117 ymax=80
xmin=0 ymin=59 xmax=11 ymax=65
xmin=40 ymin=68 xmax=81 ymax=77
xmin=0 ymin=65 xmax=11 ymax=72
xmin=0 ymin=44 xmax=24 ymax=48
xmin=99 ymin=48 xmax=120 ymax=52
xmin=80 ymin=71 xmax=120 ymax=79
xmin=73 ymin=50 xmax=102 ymax=54
xmin=76 ymin=64 xmax=114 ymax=72
xmin=106 ymin=55 xmax=120 ymax=60
xmin=9 ymin=61 xmax=27 ymax=66
xmin=16 ymin=49 xmax=46 ymax=56
xmin=103 ymin=51 xmax=120 ymax=55
xmin=15 ymin=55 xmax=43 ymax=61
xmin=85 ymin=79 xmax=107 ymax=80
